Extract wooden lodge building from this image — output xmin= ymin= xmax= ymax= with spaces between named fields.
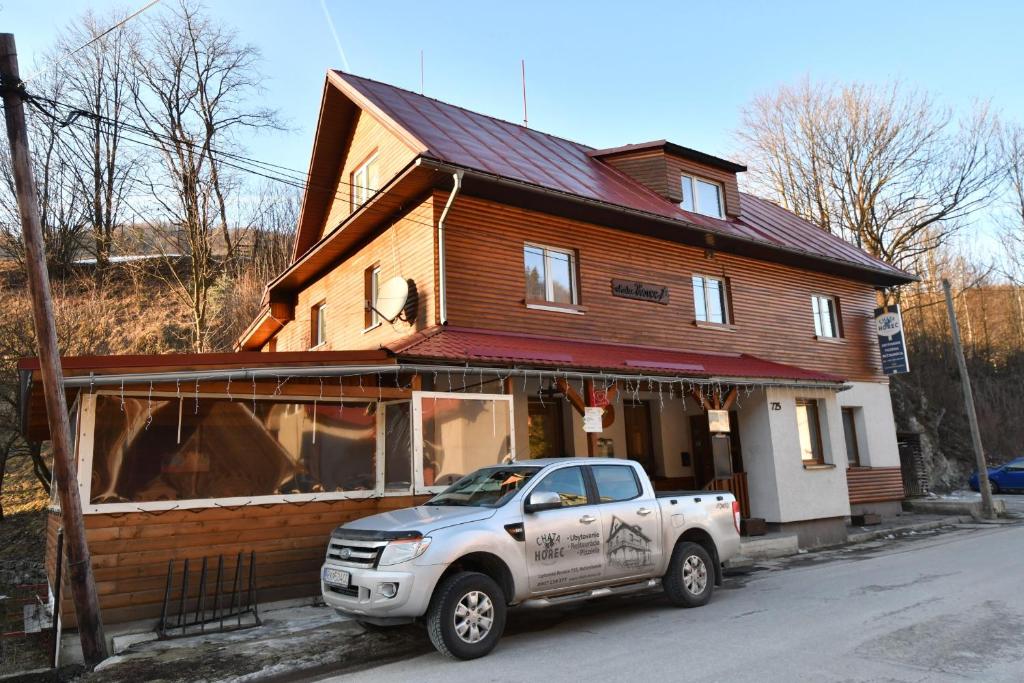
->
xmin=20 ymin=70 xmax=914 ymax=644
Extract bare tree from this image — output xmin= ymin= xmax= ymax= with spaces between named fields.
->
xmin=0 ymin=71 xmax=89 ymax=277
xmin=738 ymin=79 xmax=1002 ymax=275
xmin=57 ymin=9 xmax=142 ymax=275
xmin=208 ymin=184 xmax=298 ymax=350
xmin=128 ymin=0 xmax=279 ymax=351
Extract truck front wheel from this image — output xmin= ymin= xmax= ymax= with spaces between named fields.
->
xmin=663 ymin=541 xmax=714 ymax=608
xmin=426 ymin=571 xmax=507 ymax=660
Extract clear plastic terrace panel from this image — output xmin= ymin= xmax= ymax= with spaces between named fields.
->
xmin=413 ymin=392 xmax=515 ymax=493
xmin=86 ymin=395 xmax=381 ymax=508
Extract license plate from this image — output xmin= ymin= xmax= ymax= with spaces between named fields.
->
xmin=323 ymin=568 xmax=351 ymax=588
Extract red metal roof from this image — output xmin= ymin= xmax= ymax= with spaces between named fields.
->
xmin=389 ymin=327 xmax=844 ymax=384
xmin=334 ymin=71 xmax=910 ymax=283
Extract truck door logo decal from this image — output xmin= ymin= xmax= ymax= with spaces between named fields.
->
xmin=535 ymin=532 xmax=565 ymax=564
xmin=607 ymin=516 xmax=653 ymax=568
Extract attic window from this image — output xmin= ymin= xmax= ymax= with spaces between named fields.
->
xmin=680 ymin=175 xmax=724 ymax=219
xmin=351 ymin=154 xmax=380 ymax=209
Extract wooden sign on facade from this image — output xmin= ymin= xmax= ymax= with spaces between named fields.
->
xmin=610 ymin=279 xmax=670 ymax=305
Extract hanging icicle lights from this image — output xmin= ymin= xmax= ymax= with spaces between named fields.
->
xmin=58 ymin=363 xmax=849 ymax=412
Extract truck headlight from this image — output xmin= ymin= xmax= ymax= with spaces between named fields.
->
xmin=378 ymin=537 xmax=432 ymax=566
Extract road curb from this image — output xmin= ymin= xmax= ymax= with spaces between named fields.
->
xmin=845 ymin=515 xmax=975 ymax=544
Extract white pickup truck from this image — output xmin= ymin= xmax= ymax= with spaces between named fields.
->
xmin=321 ymin=458 xmax=741 ymax=659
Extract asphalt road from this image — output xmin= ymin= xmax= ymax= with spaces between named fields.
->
xmin=322 ymin=518 xmax=1023 ymax=683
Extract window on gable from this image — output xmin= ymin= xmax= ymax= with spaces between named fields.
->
xmin=524 ymin=244 xmax=578 ymax=305
xmin=812 ymin=295 xmax=841 ymax=338
xmin=310 ymin=302 xmax=328 ymax=348
xmin=692 ymin=275 xmax=730 ymax=324
xmin=364 ymin=264 xmax=381 ymax=329
xmin=680 ymin=174 xmax=724 ymax=218
xmin=350 ymin=154 xmax=380 ymax=209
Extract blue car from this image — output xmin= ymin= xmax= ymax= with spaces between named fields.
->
xmin=969 ymin=457 xmax=1024 ymax=493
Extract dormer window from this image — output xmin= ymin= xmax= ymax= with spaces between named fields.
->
xmin=680 ymin=174 xmax=724 ymax=218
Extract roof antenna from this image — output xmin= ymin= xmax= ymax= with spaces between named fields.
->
xmin=521 ymin=59 xmax=528 ymax=128
xmin=420 ymin=49 xmax=424 ymax=95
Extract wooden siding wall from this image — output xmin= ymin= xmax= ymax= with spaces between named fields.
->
xmin=272 ymin=196 xmax=435 ymax=352
xmin=47 ymin=497 xmax=428 ymax=628
xmin=320 ymin=110 xmax=418 ymax=241
xmin=441 ymin=194 xmax=886 ymax=382
xmin=603 ymin=151 xmax=669 ymax=198
xmin=846 ymin=467 xmax=905 ymax=504
xmin=600 ymin=151 xmax=741 ymax=217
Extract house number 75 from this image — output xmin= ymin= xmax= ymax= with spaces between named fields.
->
xmin=770 ymin=402 xmax=782 ymax=411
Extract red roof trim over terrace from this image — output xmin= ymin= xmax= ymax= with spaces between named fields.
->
xmin=389 ymin=327 xmax=844 ymax=384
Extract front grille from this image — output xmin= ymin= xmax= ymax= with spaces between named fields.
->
xmin=326 ymin=539 xmax=385 ymax=568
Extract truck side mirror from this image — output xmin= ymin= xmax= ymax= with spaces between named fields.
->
xmin=524 ymin=490 xmax=562 ymax=513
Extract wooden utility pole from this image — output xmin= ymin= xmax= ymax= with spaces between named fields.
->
xmin=0 ymin=33 xmax=109 ymax=665
xmin=942 ymin=279 xmax=996 ymax=519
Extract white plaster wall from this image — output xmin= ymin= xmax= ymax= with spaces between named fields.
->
xmin=766 ymin=387 xmax=851 ymax=523
xmin=837 ymin=381 xmax=901 ymax=468
xmin=736 ymin=389 xmax=782 ymax=521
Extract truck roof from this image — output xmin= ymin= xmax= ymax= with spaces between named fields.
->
xmin=509 ymin=457 xmax=634 ymax=467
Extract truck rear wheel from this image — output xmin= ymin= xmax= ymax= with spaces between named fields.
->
xmin=663 ymin=541 xmax=714 ymax=608
xmin=426 ymin=571 xmax=507 ymax=660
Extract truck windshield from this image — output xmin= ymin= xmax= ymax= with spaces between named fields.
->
xmin=425 ymin=466 xmax=541 ymax=508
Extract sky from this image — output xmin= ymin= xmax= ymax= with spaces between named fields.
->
xmin=4 ymin=0 xmax=1023 ymax=250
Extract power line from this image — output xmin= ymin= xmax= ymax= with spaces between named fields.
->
xmin=23 ymin=0 xmax=163 ymax=84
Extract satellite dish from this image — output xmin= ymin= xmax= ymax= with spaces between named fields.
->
xmin=373 ymin=276 xmax=410 ymax=323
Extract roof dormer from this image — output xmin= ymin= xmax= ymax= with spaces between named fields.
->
xmin=589 ymin=140 xmax=746 ymax=219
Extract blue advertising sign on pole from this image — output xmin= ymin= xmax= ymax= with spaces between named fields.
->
xmin=875 ymin=304 xmax=909 ymax=375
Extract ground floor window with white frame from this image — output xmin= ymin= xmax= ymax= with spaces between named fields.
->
xmin=413 ymin=391 xmax=515 ymax=493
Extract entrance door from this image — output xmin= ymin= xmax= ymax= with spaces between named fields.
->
xmin=689 ymin=414 xmax=715 ymax=488
xmin=527 ymin=397 xmax=565 ymax=458
xmin=522 ymin=465 xmax=604 ymax=594
xmin=623 ymin=401 xmax=655 ymax=475
xmin=690 ymin=412 xmax=743 ymax=488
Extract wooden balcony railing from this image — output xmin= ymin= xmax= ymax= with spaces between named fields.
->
xmin=704 ymin=472 xmax=750 ymax=519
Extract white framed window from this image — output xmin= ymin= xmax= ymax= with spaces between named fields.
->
xmin=350 ymin=154 xmax=380 ymax=209
xmin=75 ymin=391 xmax=410 ymax=514
xmin=796 ymin=399 xmax=825 ymax=465
xmin=692 ymin=275 xmax=729 ymax=324
xmin=412 ymin=391 xmax=516 ymax=494
xmin=311 ymin=302 xmax=328 ymax=348
xmin=680 ymin=174 xmax=724 ymax=218
xmin=365 ymin=265 xmax=381 ymax=329
xmin=524 ymin=244 xmax=578 ymax=305
xmin=812 ymin=295 xmax=840 ymax=338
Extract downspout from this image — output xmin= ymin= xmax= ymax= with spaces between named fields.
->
xmin=437 ymin=170 xmax=463 ymax=325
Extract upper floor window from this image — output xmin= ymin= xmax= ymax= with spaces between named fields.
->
xmin=351 ymin=154 xmax=380 ymax=209
xmin=692 ymin=275 xmax=729 ymax=324
xmin=524 ymin=244 xmax=578 ymax=305
xmin=364 ymin=264 xmax=381 ymax=329
xmin=680 ymin=174 xmax=724 ymax=218
xmin=310 ymin=302 xmax=327 ymax=348
xmin=812 ymin=295 xmax=841 ymax=338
